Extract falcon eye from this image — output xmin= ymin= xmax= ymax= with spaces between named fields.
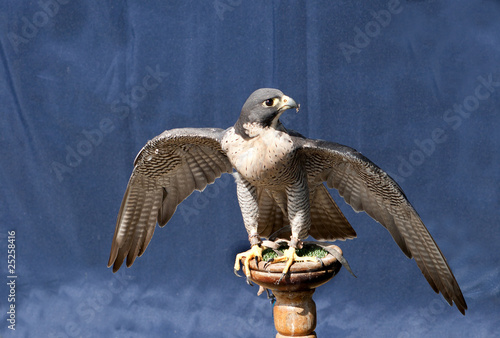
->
xmin=264 ymin=98 xmax=276 ymax=107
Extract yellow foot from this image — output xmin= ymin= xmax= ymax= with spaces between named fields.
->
xmin=270 ymin=247 xmax=318 ymax=283
xmin=234 ymin=244 xmax=263 ymax=279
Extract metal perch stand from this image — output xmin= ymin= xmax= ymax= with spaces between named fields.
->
xmin=240 ymin=245 xmax=344 ymax=337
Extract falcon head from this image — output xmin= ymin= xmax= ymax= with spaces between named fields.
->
xmin=235 ymin=88 xmax=298 ymax=138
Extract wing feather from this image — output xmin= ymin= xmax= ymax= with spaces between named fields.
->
xmin=108 ymin=128 xmax=233 ymax=272
xmin=296 ymin=138 xmax=467 ymax=314
xmin=308 ymin=184 xmax=357 ymax=241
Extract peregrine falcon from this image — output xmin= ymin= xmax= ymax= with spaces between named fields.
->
xmin=108 ymin=88 xmax=467 ymax=314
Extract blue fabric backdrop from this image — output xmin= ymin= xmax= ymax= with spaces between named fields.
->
xmin=1 ymin=1 xmax=499 ymax=337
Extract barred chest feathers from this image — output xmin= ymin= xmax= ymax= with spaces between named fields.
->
xmin=222 ymin=126 xmax=296 ymax=185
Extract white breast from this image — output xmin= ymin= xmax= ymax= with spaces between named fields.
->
xmin=222 ymin=127 xmax=295 ymax=184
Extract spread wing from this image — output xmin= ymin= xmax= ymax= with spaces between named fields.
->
xmin=296 ymin=138 xmax=467 ymax=314
xmin=108 ymin=128 xmax=233 ymax=272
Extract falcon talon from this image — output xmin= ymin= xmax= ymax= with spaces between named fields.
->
xmin=264 ymin=259 xmax=274 ymax=269
xmin=266 ymin=289 xmax=276 ymax=305
xmin=277 ymin=272 xmax=288 ymax=285
xmin=234 ymin=269 xmax=242 ymax=278
xmin=246 ymin=277 xmax=253 ymax=286
xmin=108 ymin=88 xmax=467 ymax=315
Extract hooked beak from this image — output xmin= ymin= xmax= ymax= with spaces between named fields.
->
xmin=277 ymin=95 xmax=299 ymax=113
